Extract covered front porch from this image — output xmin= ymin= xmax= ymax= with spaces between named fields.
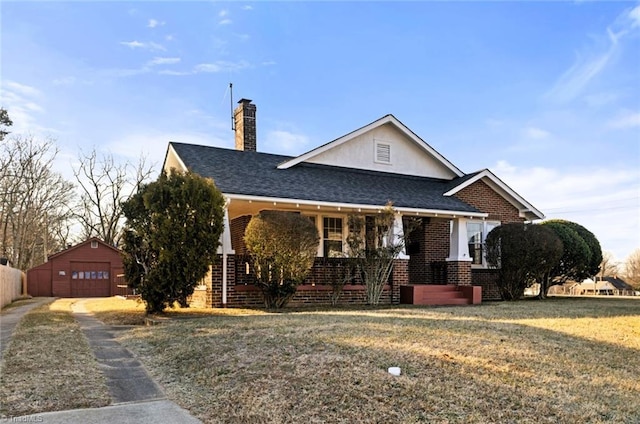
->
xmin=192 ymin=195 xmax=486 ymax=308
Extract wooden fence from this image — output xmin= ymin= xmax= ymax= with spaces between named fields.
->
xmin=0 ymin=265 xmax=25 ymax=308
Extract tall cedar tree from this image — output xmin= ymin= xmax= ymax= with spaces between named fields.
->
xmin=121 ymin=171 xmax=225 ymax=314
xmin=244 ymin=211 xmax=319 ymax=308
xmin=485 ymin=223 xmax=562 ymax=300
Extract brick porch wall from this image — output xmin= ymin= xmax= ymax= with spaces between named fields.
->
xmin=446 ymin=261 xmax=472 ymax=285
xmin=472 ymin=269 xmax=501 ymax=300
xmin=408 ymin=218 xmax=450 ymax=284
xmin=205 ymin=254 xmax=408 ymax=308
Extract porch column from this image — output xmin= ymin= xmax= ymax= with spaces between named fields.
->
xmin=446 ymin=218 xmax=472 ymax=285
xmin=217 ymin=199 xmax=235 ymax=306
xmin=446 ymin=218 xmax=470 ymax=261
xmin=391 ymin=213 xmax=409 ymax=260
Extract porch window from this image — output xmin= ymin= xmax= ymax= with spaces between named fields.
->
xmin=323 ymin=217 xmax=343 ymax=257
xmin=467 ymin=221 xmax=500 ymax=266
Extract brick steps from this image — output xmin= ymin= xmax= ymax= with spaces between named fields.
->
xmin=400 ymin=284 xmax=481 ymax=306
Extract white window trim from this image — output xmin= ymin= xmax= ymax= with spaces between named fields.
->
xmin=319 ymin=215 xmax=347 ymax=258
xmin=468 ymin=220 xmax=500 ymax=268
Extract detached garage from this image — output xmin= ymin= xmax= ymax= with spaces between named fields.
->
xmin=27 ymin=238 xmax=124 ymax=298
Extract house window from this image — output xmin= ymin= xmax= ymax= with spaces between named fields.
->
xmin=467 ymin=221 xmax=500 ymax=266
xmin=91 ymin=241 xmax=98 ymax=249
xmin=323 ymin=217 xmax=343 ymax=257
xmin=374 ymin=141 xmax=391 ymax=164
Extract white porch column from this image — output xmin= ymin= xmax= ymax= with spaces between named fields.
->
xmin=217 ymin=199 xmax=235 ymax=306
xmin=391 ymin=213 xmax=409 ymax=259
xmin=446 ymin=218 xmax=472 ymax=262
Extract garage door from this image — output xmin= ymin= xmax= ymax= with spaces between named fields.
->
xmin=70 ymin=262 xmax=111 ymax=297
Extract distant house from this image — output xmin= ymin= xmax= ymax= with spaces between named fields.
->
xmin=163 ymin=99 xmax=544 ymax=308
xmin=588 ymin=277 xmax=635 ymax=296
xmin=27 ymin=238 xmax=124 ymax=298
xmin=550 ymin=277 xmax=636 ymax=297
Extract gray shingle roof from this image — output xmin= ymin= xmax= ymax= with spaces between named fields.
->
xmin=169 ymin=142 xmax=481 ymax=213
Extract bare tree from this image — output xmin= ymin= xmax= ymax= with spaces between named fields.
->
xmin=623 ymin=249 xmax=640 ymax=290
xmin=0 ymin=135 xmax=75 ymax=269
xmin=72 ymin=149 xmax=154 ymax=247
xmin=598 ymin=251 xmax=619 ymax=280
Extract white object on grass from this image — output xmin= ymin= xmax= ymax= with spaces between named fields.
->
xmin=388 ymin=367 xmax=401 ymax=376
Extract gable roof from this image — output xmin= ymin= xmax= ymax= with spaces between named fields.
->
xmin=443 ymin=169 xmax=544 ymax=220
xmin=47 ymin=237 xmax=121 ymax=261
xmin=276 ymin=114 xmax=465 ymax=177
xmin=168 ymin=142 xmax=484 ymax=216
xmin=596 ymin=276 xmax=634 ymax=291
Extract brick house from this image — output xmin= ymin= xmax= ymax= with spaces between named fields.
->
xmin=163 ymin=99 xmax=544 ymax=307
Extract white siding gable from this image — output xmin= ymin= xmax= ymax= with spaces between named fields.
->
xmin=304 ymin=123 xmax=458 ymax=179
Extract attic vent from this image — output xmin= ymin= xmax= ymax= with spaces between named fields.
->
xmin=91 ymin=241 xmax=98 ymax=249
xmin=375 ymin=141 xmax=391 ymax=164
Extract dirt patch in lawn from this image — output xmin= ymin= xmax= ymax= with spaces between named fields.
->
xmin=0 ymin=299 xmax=111 ymax=417
xmin=114 ymin=297 xmax=639 ymax=424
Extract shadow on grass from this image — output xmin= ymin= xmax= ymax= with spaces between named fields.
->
xmin=116 ymin=300 xmax=640 ymax=424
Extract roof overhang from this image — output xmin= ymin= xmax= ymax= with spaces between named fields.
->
xmin=276 ymin=115 xmax=464 ymax=177
xmin=443 ymin=169 xmax=545 ymax=221
xmin=224 ymin=193 xmax=488 ymax=219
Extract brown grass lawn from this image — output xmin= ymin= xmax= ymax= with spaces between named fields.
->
xmin=83 ymin=296 xmax=267 ymax=325
xmin=0 ymin=299 xmax=111 ymax=417
xmin=85 ymin=296 xmax=640 ymax=424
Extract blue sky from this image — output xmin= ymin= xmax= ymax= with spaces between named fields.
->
xmin=2 ymin=1 xmax=639 ymax=263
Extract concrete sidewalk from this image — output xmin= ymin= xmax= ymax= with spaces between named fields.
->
xmin=12 ymin=399 xmax=201 ymax=424
xmin=0 ymin=297 xmax=54 ymax=360
xmin=7 ymin=298 xmax=202 ymax=424
xmin=71 ymin=300 xmax=167 ymax=404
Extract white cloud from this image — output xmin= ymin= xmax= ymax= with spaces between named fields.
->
xmin=104 ymin=130 xmax=230 ymax=168
xmin=165 ymin=34 xmax=175 ymax=41
xmin=147 ymin=57 xmax=181 ymax=66
xmin=4 ymin=81 xmax=41 ymax=97
xmin=194 ymin=61 xmax=250 ymax=73
xmin=219 ymin=18 xmax=232 ymax=25
xmin=157 ymin=69 xmax=193 ymax=76
xmin=545 ymin=5 xmax=640 ymax=103
xmin=627 ymin=4 xmax=640 ymax=28
xmin=120 ymin=40 xmax=145 ymax=49
xmin=264 ymin=130 xmax=311 ymax=155
xmin=523 ymin=126 xmax=550 ymax=139
xmin=545 ymin=48 xmax=614 ymax=103
xmin=119 ymin=41 xmax=166 ymax=51
xmin=242 ymin=5 xmax=253 ymax=11
xmin=607 ymin=110 xmax=640 ymax=129
xmin=218 ymin=9 xmax=229 ymax=18
xmin=0 ymin=80 xmax=47 ymax=134
xmin=147 ymin=19 xmax=165 ymax=28
xmin=493 ymin=161 xmax=640 ymax=261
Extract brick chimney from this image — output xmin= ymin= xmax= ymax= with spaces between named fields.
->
xmin=234 ymin=98 xmax=256 ymax=152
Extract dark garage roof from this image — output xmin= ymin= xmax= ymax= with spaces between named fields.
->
xmin=169 ymin=142 xmax=482 ymax=214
